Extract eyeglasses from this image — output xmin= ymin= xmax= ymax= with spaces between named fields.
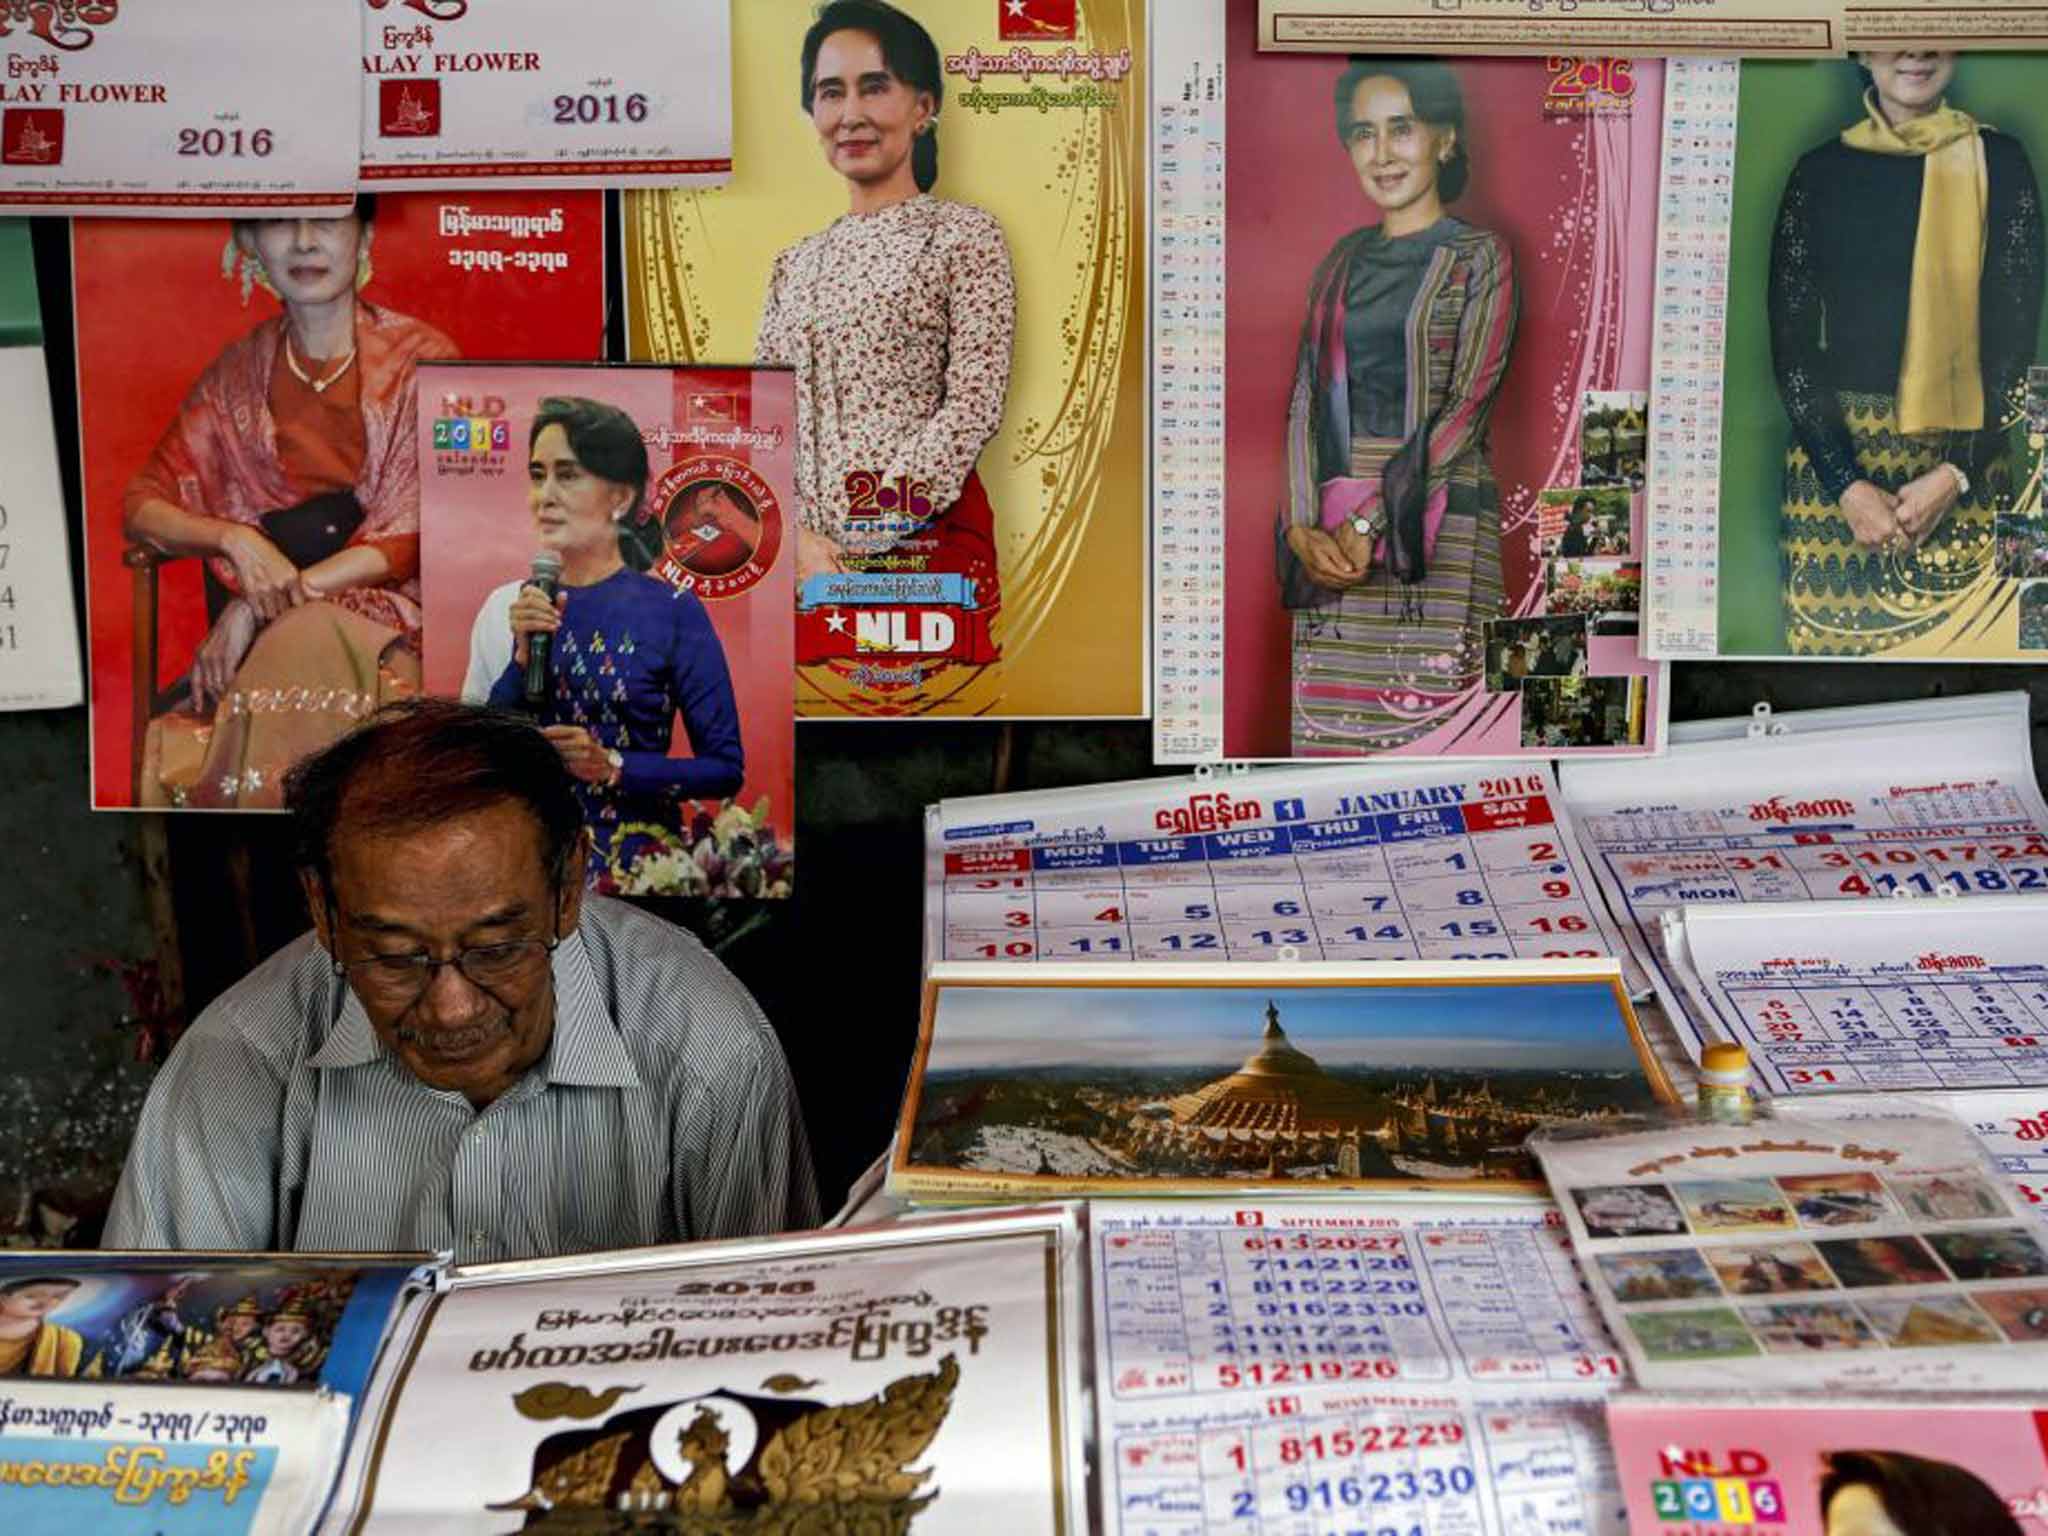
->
xmin=334 ymin=938 xmax=558 ymax=1002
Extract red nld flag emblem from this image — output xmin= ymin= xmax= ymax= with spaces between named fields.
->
xmin=2 ymin=109 xmax=62 ymax=166
xmin=380 ymin=78 xmax=441 ymax=138
xmin=998 ymin=0 xmax=1077 ymax=40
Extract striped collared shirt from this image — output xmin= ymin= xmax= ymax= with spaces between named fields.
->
xmin=103 ymin=897 xmax=820 ymax=1263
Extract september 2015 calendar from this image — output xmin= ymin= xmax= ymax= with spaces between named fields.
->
xmin=926 ymin=761 xmax=1635 ymax=969
xmin=1092 ymin=1201 xmax=1627 ymax=1536
xmin=1663 ymin=899 xmax=2048 ymax=1096
xmin=1559 ymin=693 xmax=2048 ymax=1045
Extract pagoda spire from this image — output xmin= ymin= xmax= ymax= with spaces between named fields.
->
xmin=1263 ymin=999 xmax=1283 ymax=1039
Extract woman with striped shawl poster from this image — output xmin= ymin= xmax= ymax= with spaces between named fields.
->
xmin=1278 ymin=59 xmax=1519 ymax=755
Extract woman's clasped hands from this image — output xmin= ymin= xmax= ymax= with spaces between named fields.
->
xmin=1840 ymin=468 xmax=1961 ymax=554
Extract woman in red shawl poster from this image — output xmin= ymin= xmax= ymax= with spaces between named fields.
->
xmin=77 ymin=192 xmax=606 ymax=809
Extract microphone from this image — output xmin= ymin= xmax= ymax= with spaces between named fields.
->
xmin=523 ymin=550 xmax=563 ymax=711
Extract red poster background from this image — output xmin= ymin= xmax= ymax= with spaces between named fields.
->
xmin=76 ymin=190 xmax=606 ymax=808
xmin=1221 ymin=25 xmax=1654 ymax=756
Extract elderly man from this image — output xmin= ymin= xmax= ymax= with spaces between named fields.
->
xmin=105 ymin=700 xmax=818 ymax=1262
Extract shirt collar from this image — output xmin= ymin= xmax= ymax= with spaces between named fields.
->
xmin=307 ymin=925 xmax=642 ymax=1091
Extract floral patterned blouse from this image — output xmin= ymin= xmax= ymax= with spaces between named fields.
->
xmin=756 ymin=194 xmax=1016 ymax=555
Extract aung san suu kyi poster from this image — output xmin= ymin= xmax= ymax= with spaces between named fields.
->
xmin=623 ymin=0 xmax=1146 ymax=721
xmin=1161 ymin=11 xmax=1667 ymax=763
xmin=417 ymin=364 xmax=795 ymax=901
xmin=1654 ymin=53 xmax=2048 ymax=663
xmin=75 ymin=193 xmax=606 ymax=811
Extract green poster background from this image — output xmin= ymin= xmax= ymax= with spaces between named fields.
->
xmin=1718 ymin=56 xmax=2048 ymax=654
xmin=0 ymin=220 xmax=41 ymax=348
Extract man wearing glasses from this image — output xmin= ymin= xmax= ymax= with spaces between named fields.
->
xmin=103 ymin=700 xmax=818 ymax=1262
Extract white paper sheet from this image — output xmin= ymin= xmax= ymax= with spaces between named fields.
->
xmin=0 ymin=1382 xmax=351 ymax=1536
xmin=327 ymin=1210 xmax=1089 ymax=1535
xmin=1663 ymin=898 xmax=2048 ymax=1095
xmin=1092 ymin=1199 xmax=1627 ymax=1536
xmin=928 ymin=761 xmax=1636 ymax=970
xmin=1534 ymin=1107 xmax=2048 ymax=1393
xmin=0 ymin=346 xmax=80 ymax=709
xmin=0 ymin=3 xmax=357 ymax=216
xmin=358 ymin=0 xmax=731 ymax=190
xmin=1560 ymin=694 xmax=2048 ymax=1050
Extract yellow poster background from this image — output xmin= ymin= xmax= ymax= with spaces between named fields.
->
xmin=624 ymin=0 xmax=1146 ymax=718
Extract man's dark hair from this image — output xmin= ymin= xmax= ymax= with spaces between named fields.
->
xmin=1333 ymin=57 xmax=1470 ymax=203
xmin=0 ymin=1275 xmax=80 ymax=1294
xmin=801 ymin=1 xmax=944 ymax=193
xmin=282 ymin=699 xmax=585 ymax=900
xmin=1820 ymin=1450 xmax=2023 ymax=1536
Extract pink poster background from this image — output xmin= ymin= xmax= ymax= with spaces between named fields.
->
xmin=1220 ymin=30 xmax=1664 ymax=759
xmin=417 ymin=364 xmax=795 ymax=859
xmin=1608 ymin=1397 xmax=2048 ymax=1534
xmin=77 ymin=191 xmax=607 ymax=808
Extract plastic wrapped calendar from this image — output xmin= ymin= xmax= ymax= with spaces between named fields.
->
xmin=926 ymin=760 xmax=1638 ymax=969
xmin=1661 ymin=897 xmax=2048 ymax=1095
xmin=1093 ymin=1199 xmax=1629 ymax=1536
xmin=1533 ymin=1107 xmax=2048 ymax=1393
xmin=1560 ymin=692 xmax=2048 ymax=1047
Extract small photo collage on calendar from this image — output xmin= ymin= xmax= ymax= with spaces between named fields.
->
xmin=1566 ymin=1162 xmax=2048 ymax=1370
xmin=1479 ymin=388 xmax=1647 ymax=748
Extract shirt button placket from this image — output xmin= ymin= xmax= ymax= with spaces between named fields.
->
xmin=459 ymin=1114 xmax=499 ymax=1262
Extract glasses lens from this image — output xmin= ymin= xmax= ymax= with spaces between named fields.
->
xmin=459 ymin=941 xmax=545 ymax=987
xmin=356 ymin=955 xmax=428 ymax=999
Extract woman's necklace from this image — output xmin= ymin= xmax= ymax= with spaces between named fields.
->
xmin=283 ymin=331 xmax=359 ymax=394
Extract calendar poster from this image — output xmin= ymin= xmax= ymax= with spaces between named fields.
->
xmin=1607 ymin=1396 xmax=2048 ymax=1536
xmin=622 ymin=0 xmax=1146 ymax=721
xmin=1646 ymin=55 xmax=2048 ymax=662
xmin=0 ymin=1 xmax=357 ymax=218
xmin=327 ymin=1210 xmax=1090 ymax=1535
xmin=1663 ymin=898 xmax=2048 ymax=1096
xmin=1560 ymin=693 xmax=2048 ymax=1059
xmin=1950 ymin=1088 xmax=2048 ymax=1239
xmin=1535 ymin=1108 xmax=2048 ymax=1393
xmin=417 ymin=362 xmax=794 ymax=900
xmin=1153 ymin=6 xmax=1666 ymax=763
xmin=1094 ymin=1199 xmax=1629 ymax=1536
xmin=0 ymin=1381 xmax=351 ymax=1536
xmin=890 ymin=962 xmax=1670 ymax=1204
xmin=359 ymin=0 xmax=731 ymax=190
xmin=925 ymin=759 xmax=1642 ymax=969
xmin=75 ymin=192 xmax=606 ymax=810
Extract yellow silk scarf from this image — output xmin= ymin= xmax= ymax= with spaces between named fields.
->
xmin=1842 ymin=91 xmax=1988 ymax=433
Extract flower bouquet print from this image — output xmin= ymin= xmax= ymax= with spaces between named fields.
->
xmin=1532 ymin=1106 xmax=2048 ymax=1392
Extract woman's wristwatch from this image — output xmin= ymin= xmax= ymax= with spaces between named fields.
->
xmin=1943 ymin=463 xmax=1970 ymax=500
xmin=1350 ymin=511 xmax=1387 ymax=540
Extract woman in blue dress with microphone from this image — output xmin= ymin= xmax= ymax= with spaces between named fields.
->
xmin=461 ymin=395 xmax=744 ymax=886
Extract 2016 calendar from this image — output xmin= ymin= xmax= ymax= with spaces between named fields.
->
xmin=1092 ymin=1201 xmax=1628 ymax=1536
xmin=1663 ymin=899 xmax=2048 ymax=1095
xmin=1948 ymin=1088 xmax=2048 ymax=1232
xmin=926 ymin=761 xmax=1635 ymax=969
xmin=1534 ymin=1108 xmax=2048 ymax=1394
xmin=1559 ymin=693 xmax=2048 ymax=1043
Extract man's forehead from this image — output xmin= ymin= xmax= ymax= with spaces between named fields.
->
xmin=326 ymin=799 xmax=553 ymax=920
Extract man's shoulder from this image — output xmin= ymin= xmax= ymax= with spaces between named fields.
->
xmin=577 ymin=897 xmax=771 ymax=1061
xmin=176 ymin=932 xmax=337 ymax=1069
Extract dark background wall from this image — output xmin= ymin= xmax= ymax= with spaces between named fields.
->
xmin=3 ymin=212 xmax=2044 ymax=1246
